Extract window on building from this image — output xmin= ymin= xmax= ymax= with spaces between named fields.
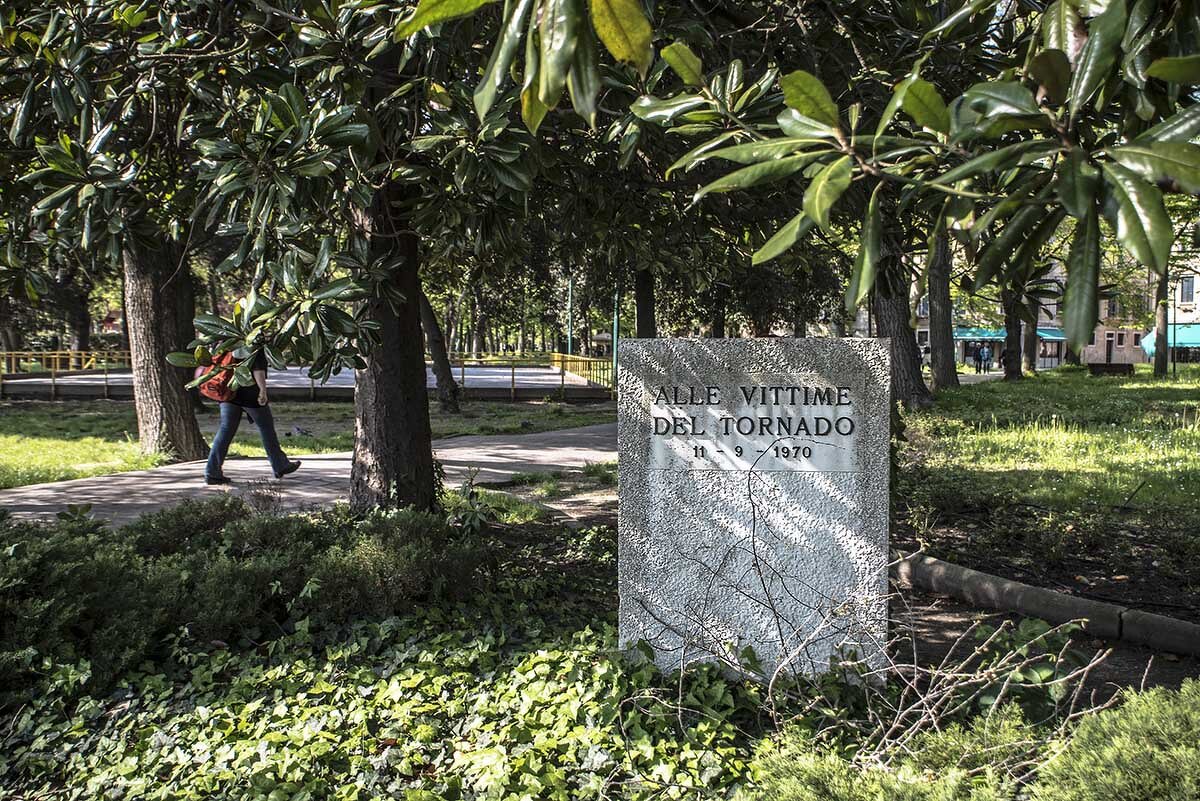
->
xmin=1106 ymin=298 xmax=1119 ymax=318
xmin=1117 ymin=332 xmax=1126 ymax=346
xmin=917 ymin=329 xmax=929 ymax=346
xmin=1089 ymin=331 xmax=1096 ymax=346
xmin=1182 ymin=275 xmax=1195 ymax=304
xmin=1134 ymin=333 xmax=1142 ymax=346
xmin=916 ymin=296 xmax=930 ymax=318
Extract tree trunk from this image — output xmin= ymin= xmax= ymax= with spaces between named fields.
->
xmin=123 ymin=239 xmax=208 ymax=460
xmin=927 ymin=232 xmax=959 ymax=391
xmin=350 ymin=185 xmax=436 ymax=512
xmin=471 ymin=281 xmax=487 ymax=355
xmin=172 ymin=266 xmax=206 ymax=410
xmin=634 ymin=268 xmax=657 ymax=338
xmin=1000 ymin=289 xmax=1024 ymax=381
xmin=1154 ymin=270 xmax=1169 ymax=377
xmin=873 ymin=290 xmax=933 ymax=408
xmin=420 ymin=289 xmax=460 ymax=413
xmin=119 ymin=272 xmax=131 ymax=350
xmin=1023 ymin=320 xmax=1038 ymax=373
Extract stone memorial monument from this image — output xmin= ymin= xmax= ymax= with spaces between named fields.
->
xmin=617 ymin=338 xmax=890 ymax=677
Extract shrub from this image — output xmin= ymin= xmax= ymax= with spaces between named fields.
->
xmin=908 ymin=705 xmax=1034 ymax=778
xmin=307 ymin=508 xmax=487 ymax=623
xmin=121 ymin=495 xmax=249 ymax=556
xmin=738 ymin=728 xmax=1012 ymax=801
xmin=0 ymin=498 xmax=488 ymax=704
xmin=1031 ymin=679 xmax=1200 ymax=801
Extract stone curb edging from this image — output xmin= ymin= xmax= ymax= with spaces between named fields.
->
xmin=892 ymin=551 xmax=1200 ymax=657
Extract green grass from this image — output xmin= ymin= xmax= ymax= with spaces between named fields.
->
xmin=901 ymin=365 xmax=1200 ymax=601
xmin=0 ymin=401 xmax=162 ymax=488
xmin=0 ymin=400 xmax=615 ymax=489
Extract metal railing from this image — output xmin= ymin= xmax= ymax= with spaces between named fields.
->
xmin=549 ymin=352 xmax=614 ymax=389
xmin=1 ymin=350 xmax=132 ymax=374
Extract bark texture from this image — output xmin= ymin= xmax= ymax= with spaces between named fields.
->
xmin=1155 ymin=271 xmax=1169 ymax=377
xmin=873 ymin=290 xmax=933 ymax=408
xmin=123 ymin=239 xmax=208 ymax=460
xmin=420 ymin=288 xmax=460 ymax=413
xmin=927 ymin=232 xmax=959 ymax=391
xmin=634 ymin=268 xmax=657 ymax=338
xmin=1000 ymin=290 xmax=1024 ymax=381
xmin=350 ymin=184 xmax=436 ymax=512
xmin=1023 ymin=319 xmax=1038 ymax=372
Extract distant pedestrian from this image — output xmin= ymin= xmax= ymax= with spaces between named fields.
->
xmin=973 ymin=344 xmax=982 ymax=374
xmin=201 ymin=351 xmax=301 ymax=485
xmin=981 ymin=345 xmax=992 ymax=374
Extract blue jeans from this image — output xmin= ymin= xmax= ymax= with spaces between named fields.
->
xmin=205 ymin=403 xmax=291 ymax=479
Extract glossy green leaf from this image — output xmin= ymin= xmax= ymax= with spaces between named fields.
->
xmin=1057 ymin=150 xmax=1099 ymax=219
xmin=662 ymin=42 xmax=704 ymax=87
xmin=901 ymin=78 xmax=950 ymax=133
xmin=567 ymin=21 xmax=601 ymax=126
xmin=875 ymin=74 xmax=918 ymax=145
xmin=780 ymin=71 xmax=839 ymax=127
xmin=396 ymin=0 xmax=497 ymax=37
xmin=1147 ymin=55 xmax=1200 ymax=84
xmin=1102 ymin=162 xmax=1172 ymax=273
xmin=937 ymin=140 xmax=1058 ymax=185
xmin=964 ymin=81 xmax=1041 ymax=117
xmin=921 ymin=0 xmax=997 ymax=43
xmin=474 ymin=0 xmax=535 ymax=120
xmin=589 ymin=0 xmax=653 ymax=75
xmin=1068 ymin=0 xmax=1126 ymax=117
xmin=972 ymin=204 xmax=1044 ymax=292
xmin=521 ymin=19 xmax=549 ymax=132
xmin=1029 ymin=49 xmax=1071 ymax=105
xmin=1135 ymin=104 xmax=1200 ymax=143
xmin=631 ymin=94 xmax=707 ymax=123
xmin=1108 ymin=142 xmax=1200 ymax=194
xmin=194 ymin=313 xmax=242 ymax=338
xmin=1063 ymin=203 xmax=1101 ymax=351
xmin=776 ymin=108 xmax=838 ymax=139
xmin=704 ymin=137 xmax=831 ymax=165
xmin=803 ymin=156 xmax=853 ymax=232
xmin=846 ymin=184 xmax=883 ymax=310
xmin=312 ymin=277 xmax=365 ymax=302
xmin=538 ymin=0 xmax=581 ymax=107
xmin=692 ymin=154 xmax=815 ymax=203
xmin=1042 ymin=0 xmax=1085 ymax=63
xmin=902 ymin=77 xmax=950 ymax=133
xmin=752 ymin=212 xmax=816 ymax=265
xmin=664 ymin=131 xmax=738 ymax=176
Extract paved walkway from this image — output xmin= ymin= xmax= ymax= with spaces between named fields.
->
xmin=0 ymin=424 xmax=617 ymax=527
xmin=3 ymin=365 xmax=591 ymax=391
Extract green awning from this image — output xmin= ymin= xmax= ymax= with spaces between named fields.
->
xmin=953 ymin=327 xmax=1005 ymax=341
xmin=953 ymin=326 xmax=1065 ymax=342
xmin=1142 ymin=324 xmax=1200 ymax=357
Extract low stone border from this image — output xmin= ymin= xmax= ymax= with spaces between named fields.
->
xmin=893 ymin=551 xmax=1200 ymax=657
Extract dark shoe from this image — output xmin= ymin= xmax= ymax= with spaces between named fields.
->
xmin=205 ymin=475 xmax=231 ymax=486
xmin=274 ymin=460 xmax=301 ymax=479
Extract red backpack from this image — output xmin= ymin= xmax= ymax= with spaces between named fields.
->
xmin=195 ymin=352 xmax=238 ymax=402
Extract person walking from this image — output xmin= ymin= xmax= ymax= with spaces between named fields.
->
xmin=204 ymin=351 xmax=301 ymax=485
xmin=980 ymin=344 xmax=992 ymax=374
xmin=973 ymin=344 xmax=982 ymax=374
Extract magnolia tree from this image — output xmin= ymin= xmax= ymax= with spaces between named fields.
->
xmin=412 ymin=0 xmax=1199 ymax=400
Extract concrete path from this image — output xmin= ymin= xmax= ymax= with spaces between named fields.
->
xmin=3 ymin=365 xmax=590 ymax=391
xmin=0 ymin=423 xmax=617 ymax=527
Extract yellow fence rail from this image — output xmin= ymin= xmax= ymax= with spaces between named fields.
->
xmin=1 ymin=350 xmax=132 ymax=374
xmin=549 ymin=352 xmax=614 ymax=389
